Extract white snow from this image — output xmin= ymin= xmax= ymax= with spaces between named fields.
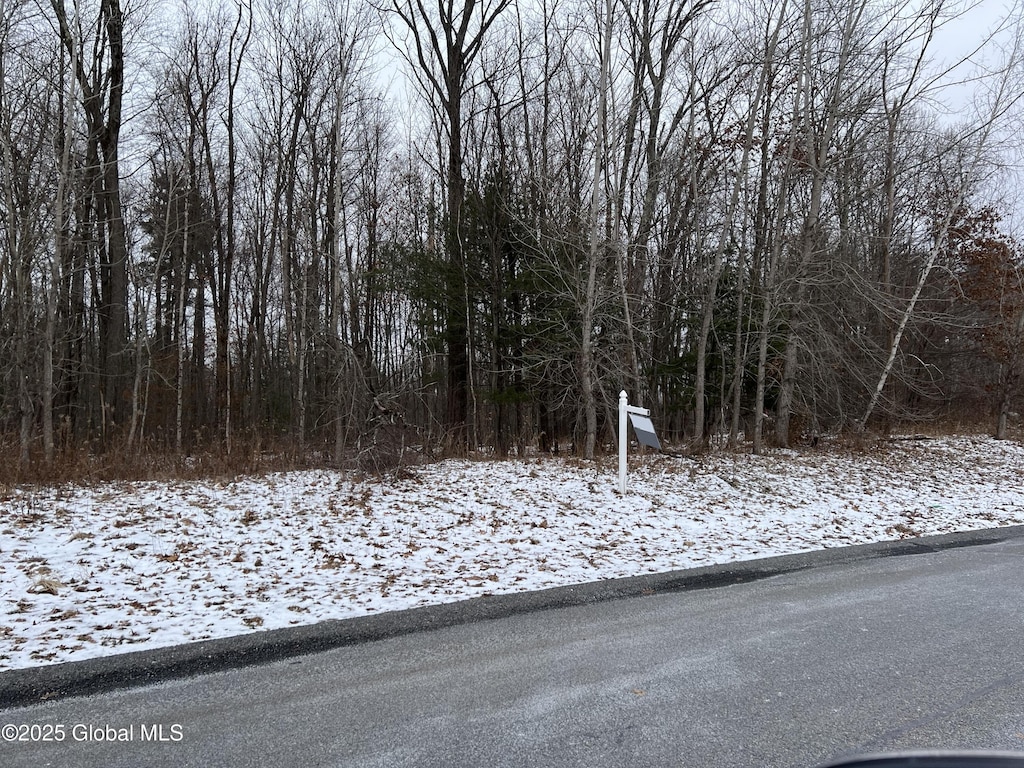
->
xmin=2 ymin=434 xmax=1022 ymax=671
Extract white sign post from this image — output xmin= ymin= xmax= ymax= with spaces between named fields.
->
xmin=618 ymin=390 xmax=661 ymax=494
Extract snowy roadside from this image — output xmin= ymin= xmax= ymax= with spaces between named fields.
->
xmin=2 ymin=435 xmax=1023 ymax=671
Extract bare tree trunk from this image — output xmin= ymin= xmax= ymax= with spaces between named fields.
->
xmin=175 ymin=181 xmax=191 ymax=455
xmin=45 ymin=39 xmax=81 ymax=464
xmin=727 ymin=243 xmax=748 ymax=449
xmin=331 ymin=103 xmax=347 ymax=464
xmin=0 ymin=45 xmax=36 ymax=466
xmin=99 ymin=0 xmax=129 ymax=426
xmin=580 ymin=0 xmax=615 ymax=460
xmin=222 ymin=3 xmax=250 ymax=453
xmin=49 ymin=0 xmax=130 ymax=434
xmin=752 ymin=252 xmax=777 ymax=453
xmin=43 ymin=275 xmax=57 ymax=462
xmin=998 ymin=286 xmax=1024 ymax=438
xmin=126 ymin=297 xmax=147 ymax=451
xmin=751 ymin=1 xmax=801 ymax=454
xmin=296 ymin=264 xmax=308 ymax=450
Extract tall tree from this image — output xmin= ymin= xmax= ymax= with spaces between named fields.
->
xmin=50 ymin=0 xmax=129 ymax=432
xmin=388 ymin=0 xmax=512 ymax=452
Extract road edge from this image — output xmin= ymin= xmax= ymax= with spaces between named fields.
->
xmin=3 ymin=525 xmax=1022 ymax=709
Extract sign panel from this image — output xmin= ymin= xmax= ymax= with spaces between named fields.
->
xmin=628 ymin=412 xmax=661 ymax=450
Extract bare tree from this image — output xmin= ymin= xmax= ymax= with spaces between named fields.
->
xmin=856 ymin=12 xmax=1024 ymax=431
xmin=50 ymin=0 xmax=130 ymax=433
xmin=387 ymin=0 xmax=512 ymax=452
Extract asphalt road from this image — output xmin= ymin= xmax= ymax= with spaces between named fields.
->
xmin=2 ymin=534 xmax=1024 ymax=768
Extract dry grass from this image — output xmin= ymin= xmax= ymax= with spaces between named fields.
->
xmin=0 ymin=434 xmax=349 ymax=488
xmin=0 ymin=412 xmax=1017 ymax=489
xmin=28 ymin=578 xmax=63 ymax=596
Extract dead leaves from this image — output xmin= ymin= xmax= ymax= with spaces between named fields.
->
xmin=4 ymin=441 xmax=1024 ymax=671
xmin=321 ymin=553 xmax=347 ymax=569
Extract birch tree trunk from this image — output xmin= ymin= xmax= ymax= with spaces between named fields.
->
xmin=856 ymin=28 xmax=1024 ymax=432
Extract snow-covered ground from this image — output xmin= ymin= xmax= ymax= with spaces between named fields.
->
xmin=2 ymin=435 xmax=1023 ymax=671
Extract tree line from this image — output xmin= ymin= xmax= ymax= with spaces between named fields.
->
xmin=1 ymin=0 xmax=1023 ymax=476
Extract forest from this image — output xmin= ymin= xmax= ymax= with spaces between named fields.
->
xmin=1 ymin=0 xmax=1023 ymax=480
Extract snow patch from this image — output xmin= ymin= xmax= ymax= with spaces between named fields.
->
xmin=1 ymin=435 xmax=1022 ymax=670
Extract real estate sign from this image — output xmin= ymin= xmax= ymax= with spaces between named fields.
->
xmin=618 ymin=391 xmax=661 ymax=494
xmin=628 ymin=412 xmax=661 ymax=450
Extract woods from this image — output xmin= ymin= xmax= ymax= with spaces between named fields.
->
xmin=1 ymin=0 xmax=1023 ymax=477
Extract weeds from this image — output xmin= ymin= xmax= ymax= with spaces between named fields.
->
xmin=28 ymin=578 xmax=62 ymax=596
xmin=4 ymin=416 xmax=1018 ymax=492
xmin=0 ymin=434 xmax=349 ymax=488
